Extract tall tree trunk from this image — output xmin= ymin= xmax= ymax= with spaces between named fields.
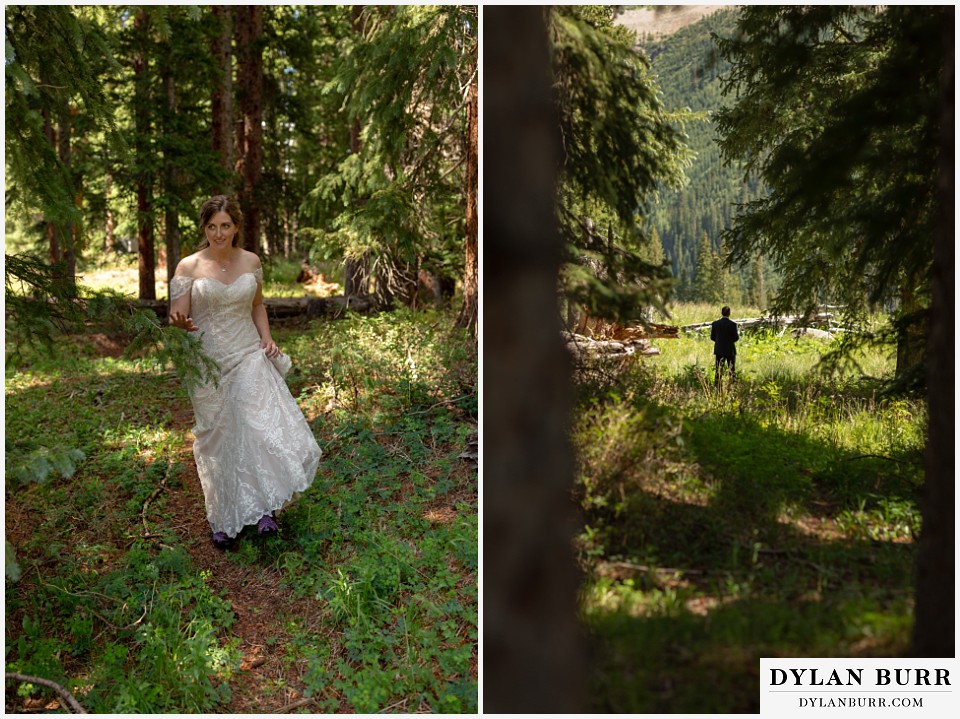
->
xmin=42 ymin=108 xmax=61 ymax=265
xmin=162 ymin=66 xmax=181 ymax=284
xmin=134 ymin=9 xmax=156 ymax=300
xmin=895 ymin=282 xmax=925 ymax=381
xmin=68 ymin=105 xmax=84 ymax=275
xmin=344 ymin=5 xmax=370 ymax=297
xmin=211 ymin=5 xmax=234 ymax=196
xmin=235 ymin=5 xmax=263 ymax=254
xmin=485 ymin=6 xmax=584 ymax=713
xmin=104 ymin=173 xmax=115 ymax=253
xmin=912 ymin=6 xmax=954 ymax=658
xmin=55 ymin=109 xmax=76 ymax=281
xmin=456 ymin=74 xmax=479 ymax=337
xmin=283 ymin=192 xmax=291 ymax=259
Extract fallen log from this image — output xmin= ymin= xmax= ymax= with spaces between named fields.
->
xmin=682 ymin=312 xmax=834 ymax=333
xmin=791 ymin=327 xmax=835 ymax=340
xmin=610 ymin=322 xmax=679 ymax=340
xmin=132 ymin=295 xmax=373 ymax=322
xmin=562 ymin=331 xmax=661 ymax=358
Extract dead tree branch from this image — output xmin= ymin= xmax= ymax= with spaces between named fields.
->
xmin=5 ymin=673 xmax=88 ymax=714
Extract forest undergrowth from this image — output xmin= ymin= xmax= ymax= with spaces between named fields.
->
xmin=5 ymin=306 xmax=478 ymax=713
xmin=573 ymin=314 xmax=924 ymax=713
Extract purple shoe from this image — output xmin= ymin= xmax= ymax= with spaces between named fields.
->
xmin=257 ymin=513 xmax=279 ymax=536
xmin=212 ymin=531 xmax=235 ymax=550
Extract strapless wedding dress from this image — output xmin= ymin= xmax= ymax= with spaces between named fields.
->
xmin=169 ymin=269 xmax=321 ymax=538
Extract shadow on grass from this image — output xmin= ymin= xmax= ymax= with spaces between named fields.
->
xmin=580 ymin=394 xmax=918 ymax=714
xmin=586 ymin=588 xmax=912 ymax=714
xmin=689 ymin=408 xmax=922 ymax=523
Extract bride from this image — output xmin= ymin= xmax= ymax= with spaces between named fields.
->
xmin=168 ymin=195 xmax=321 ymax=549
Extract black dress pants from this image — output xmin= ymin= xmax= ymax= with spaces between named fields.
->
xmin=715 ymin=354 xmax=735 ymax=384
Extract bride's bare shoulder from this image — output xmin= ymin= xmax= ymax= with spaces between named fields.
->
xmin=174 ymin=252 xmax=203 ymax=277
xmin=238 ymin=249 xmax=263 ymax=271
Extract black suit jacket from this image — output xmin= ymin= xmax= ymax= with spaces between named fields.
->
xmin=710 ymin=316 xmax=739 ymax=357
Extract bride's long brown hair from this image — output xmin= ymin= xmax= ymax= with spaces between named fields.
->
xmin=197 ymin=195 xmax=244 ymax=250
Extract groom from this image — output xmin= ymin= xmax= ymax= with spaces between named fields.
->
xmin=710 ymin=306 xmax=739 ymax=385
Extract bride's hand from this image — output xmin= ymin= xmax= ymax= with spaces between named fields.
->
xmin=260 ymin=337 xmax=280 ymax=358
xmin=170 ymin=311 xmax=199 ymax=332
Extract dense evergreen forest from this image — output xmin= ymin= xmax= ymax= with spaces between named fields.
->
xmin=638 ymin=7 xmax=770 ymax=304
xmin=6 ymin=5 xmax=477 ymax=713
xmin=5 ymin=4 xmax=478 ymax=331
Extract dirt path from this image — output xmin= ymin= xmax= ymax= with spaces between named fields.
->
xmin=160 ymin=429 xmax=329 ymax=712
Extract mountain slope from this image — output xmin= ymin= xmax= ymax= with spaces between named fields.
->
xmin=618 ymin=5 xmax=727 ymax=40
xmin=621 ymin=7 xmax=769 ymax=301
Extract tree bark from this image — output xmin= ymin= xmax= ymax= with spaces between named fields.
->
xmin=895 ymin=282 xmax=926 ymax=381
xmin=484 ymin=6 xmax=584 ymax=713
xmin=343 ymin=5 xmax=370 ymax=297
xmin=56 ymin=107 xmax=77 ymax=282
xmin=162 ymin=65 xmax=181 ymax=284
xmin=912 ymin=6 xmax=954 ymax=658
xmin=104 ymin=173 xmax=115 ymax=253
xmin=42 ymin=108 xmax=61 ymax=265
xmin=211 ymin=5 xmax=234 ymax=196
xmin=133 ymin=9 xmax=155 ymax=300
xmin=456 ymin=74 xmax=479 ymax=337
xmin=235 ymin=5 xmax=263 ymax=254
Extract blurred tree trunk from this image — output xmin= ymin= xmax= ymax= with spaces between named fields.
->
xmin=235 ymin=5 xmax=264 ymax=254
xmin=912 ymin=7 xmax=954 ymax=658
xmin=484 ymin=5 xmax=584 ymax=713
xmin=133 ymin=9 xmax=156 ymax=300
xmin=456 ymin=74 xmax=478 ymax=337
xmin=211 ymin=5 xmax=234 ymax=196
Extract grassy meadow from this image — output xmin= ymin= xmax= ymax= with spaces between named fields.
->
xmin=5 ymin=274 xmax=478 ymax=713
xmin=574 ymin=303 xmax=924 ymax=713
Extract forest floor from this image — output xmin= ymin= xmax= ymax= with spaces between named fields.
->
xmin=5 ymin=305 xmax=478 ymax=714
xmin=573 ymin=309 xmax=923 ymax=713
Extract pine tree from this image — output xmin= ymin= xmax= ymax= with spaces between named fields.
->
xmin=551 ymin=6 xmax=692 ymax=321
xmin=644 ymin=225 xmax=665 ymax=267
xmin=747 ymin=255 xmax=766 ymax=309
xmin=715 ymin=5 xmax=947 ymax=384
xmin=714 ymin=4 xmax=954 ymax=656
xmin=693 ymin=231 xmax=716 ymax=303
xmin=5 ymin=5 xmax=117 ymax=278
xmin=305 ymin=5 xmax=478 ymax=316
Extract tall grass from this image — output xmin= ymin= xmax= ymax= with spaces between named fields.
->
xmin=573 ymin=303 xmax=924 ymax=713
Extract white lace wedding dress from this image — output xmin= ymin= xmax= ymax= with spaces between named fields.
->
xmin=169 ymin=269 xmax=321 ymax=538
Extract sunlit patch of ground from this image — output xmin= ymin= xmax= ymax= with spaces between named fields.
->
xmin=780 ymin=511 xmax=848 ymax=542
xmin=79 ymin=265 xmax=342 ymax=299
